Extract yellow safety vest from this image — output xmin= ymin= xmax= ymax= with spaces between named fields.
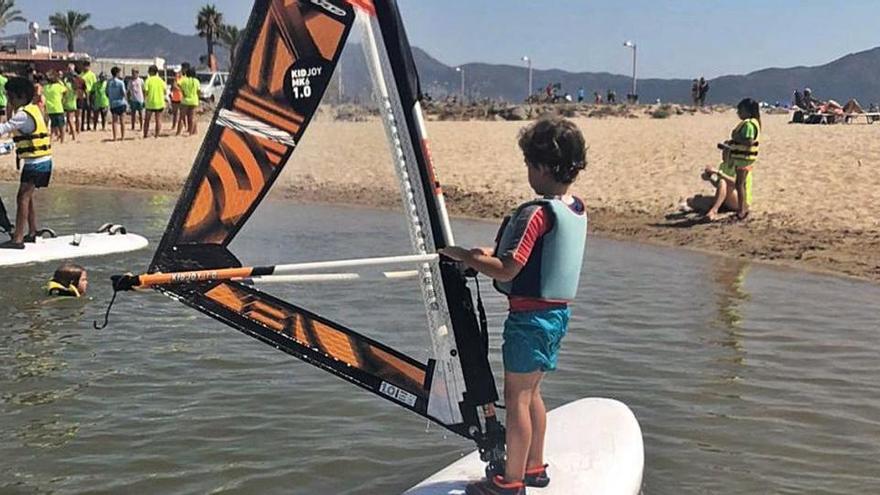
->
xmin=728 ymin=118 xmax=760 ymax=165
xmin=46 ymin=280 xmax=81 ymax=297
xmin=13 ymin=104 xmax=52 ymax=160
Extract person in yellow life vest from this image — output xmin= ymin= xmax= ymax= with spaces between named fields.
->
xmin=143 ymin=65 xmax=167 ymax=139
xmin=177 ymin=67 xmax=200 ymax=136
xmin=43 ymin=70 xmax=68 ymax=143
xmin=0 ymin=78 xmax=53 ymax=249
xmin=703 ymin=98 xmax=760 ymax=222
xmin=46 ymin=262 xmax=88 ymax=297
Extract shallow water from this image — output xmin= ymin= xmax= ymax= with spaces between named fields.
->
xmin=1 ymin=185 xmax=878 ymax=495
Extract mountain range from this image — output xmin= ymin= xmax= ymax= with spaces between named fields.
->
xmin=12 ymin=22 xmax=880 ymax=105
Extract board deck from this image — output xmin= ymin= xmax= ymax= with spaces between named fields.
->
xmin=0 ymin=231 xmax=149 ymax=267
xmin=405 ymin=398 xmax=643 ymax=495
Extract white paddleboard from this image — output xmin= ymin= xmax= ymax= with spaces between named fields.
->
xmin=405 ymin=398 xmax=643 ymax=495
xmin=0 ymin=229 xmax=148 ymax=267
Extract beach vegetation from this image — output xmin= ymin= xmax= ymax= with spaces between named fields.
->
xmin=196 ymin=4 xmax=224 ymax=66
xmin=218 ymin=24 xmax=241 ymax=68
xmin=0 ymin=0 xmax=25 ymax=35
xmin=49 ymin=10 xmax=93 ymax=53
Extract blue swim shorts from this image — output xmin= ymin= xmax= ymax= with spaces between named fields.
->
xmin=502 ymin=307 xmax=570 ymax=374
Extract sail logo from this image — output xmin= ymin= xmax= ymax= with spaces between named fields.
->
xmin=308 ymin=0 xmax=347 ymax=17
xmin=380 ymin=381 xmax=417 ymax=407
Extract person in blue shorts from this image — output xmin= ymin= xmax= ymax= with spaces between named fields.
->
xmin=0 ymin=77 xmax=54 ymax=249
xmin=441 ymin=116 xmax=588 ymax=495
xmin=106 ymin=66 xmax=127 ymax=141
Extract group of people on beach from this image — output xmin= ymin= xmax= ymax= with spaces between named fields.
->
xmin=15 ymin=61 xmax=203 ymax=145
xmin=0 ymin=62 xmax=206 ymax=249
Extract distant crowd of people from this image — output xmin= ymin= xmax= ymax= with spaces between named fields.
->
xmin=0 ymin=61 xmax=207 ymax=249
xmin=9 ymin=60 xmax=204 ymax=145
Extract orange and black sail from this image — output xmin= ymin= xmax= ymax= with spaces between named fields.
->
xmin=138 ymin=0 xmax=503 ymax=470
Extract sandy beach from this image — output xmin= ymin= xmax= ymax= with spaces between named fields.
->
xmin=2 ymin=109 xmax=878 ymax=281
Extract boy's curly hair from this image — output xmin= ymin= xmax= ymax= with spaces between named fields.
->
xmin=518 ymin=116 xmax=587 ymax=184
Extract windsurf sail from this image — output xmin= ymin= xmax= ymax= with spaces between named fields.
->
xmin=106 ymin=0 xmax=505 ymax=474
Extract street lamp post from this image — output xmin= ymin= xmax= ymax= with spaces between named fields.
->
xmin=455 ymin=66 xmax=465 ymax=101
xmin=522 ymin=55 xmax=533 ymax=101
xmin=42 ymin=28 xmax=56 ymax=55
xmin=623 ymin=40 xmax=638 ymax=103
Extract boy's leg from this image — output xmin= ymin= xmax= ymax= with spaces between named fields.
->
xmin=143 ymin=112 xmax=152 ymax=138
xmin=503 ymin=370 xmax=543 ymax=483
xmin=13 ymin=182 xmax=34 ymax=243
xmin=27 ymin=194 xmax=36 ymax=236
xmin=526 ymin=381 xmax=547 ymax=470
xmin=155 ymin=111 xmax=162 ymax=138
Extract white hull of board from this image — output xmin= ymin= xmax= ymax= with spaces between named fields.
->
xmin=405 ymin=398 xmax=643 ymax=495
xmin=0 ymin=232 xmax=149 ymax=267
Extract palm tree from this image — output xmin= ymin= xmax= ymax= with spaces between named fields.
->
xmin=0 ymin=0 xmax=25 ymax=35
xmin=196 ymin=4 xmax=223 ymax=67
xmin=49 ymin=10 xmax=93 ymax=53
xmin=217 ymin=24 xmax=241 ymax=68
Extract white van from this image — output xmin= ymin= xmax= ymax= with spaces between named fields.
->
xmin=196 ymin=71 xmax=229 ymax=102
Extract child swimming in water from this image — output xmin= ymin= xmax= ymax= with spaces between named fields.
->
xmin=46 ymin=262 xmax=88 ymax=297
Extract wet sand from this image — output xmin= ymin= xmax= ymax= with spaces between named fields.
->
xmin=2 ymin=110 xmax=878 ymax=281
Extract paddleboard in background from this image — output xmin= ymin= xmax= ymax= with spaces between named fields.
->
xmin=405 ymin=398 xmax=644 ymax=495
xmin=0 ymin=224 xmax=148 ymax=267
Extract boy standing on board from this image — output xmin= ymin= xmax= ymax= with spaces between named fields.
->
xmin=0 ymin=78 xmax=53 ymax=250
xmin=441 ymin=117 xmax=588 ymax=495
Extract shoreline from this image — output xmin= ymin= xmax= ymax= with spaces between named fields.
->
xmin=2 ymin=174 xmax=876 ymax=285
xmin=2 ymin=111 xmax=877 ymax=284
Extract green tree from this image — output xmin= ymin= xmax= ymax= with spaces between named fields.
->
xmin=218 ymin=24 xmax=241 ymax=68
xmin=196 ymin=4 xmax=223 ymax=67
xmin=49 ymin=10 xmax=93 ymax=53
xmin=0 ymin=0 xmax=25 ymax=36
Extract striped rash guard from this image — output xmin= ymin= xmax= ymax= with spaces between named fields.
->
xmin=494 ymin=196 xmax=587 ymax=312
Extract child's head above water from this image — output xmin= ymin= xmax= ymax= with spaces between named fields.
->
xmin=518 ymin=116 xmax=587 ymax=194
xmin=47 ymin=262 xmax=88 ymax=297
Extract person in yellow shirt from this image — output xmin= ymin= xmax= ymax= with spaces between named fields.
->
xmin=142 ymin=65 xmax=167 ymax=139
xmin=79 ymin=61 xmax=97 ymax=132
xmin=43 ymin=70 xmax=68 ymax=143
xmin=177 ymin=67 xmax=200 ymax=136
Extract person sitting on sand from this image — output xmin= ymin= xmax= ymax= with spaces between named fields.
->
xmin=0 ymin=77 xmax=53 ymax=249
xmin=703 ymin=98 xmax=761 ymax=222
xmin=441 ymin=116 xmax=588 ymax=495
xmin=46 ymin=262 xmax=88 ymax=297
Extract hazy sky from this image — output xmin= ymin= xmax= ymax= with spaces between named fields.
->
xmin=10 ymin=0 xmax=880 ymax=78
